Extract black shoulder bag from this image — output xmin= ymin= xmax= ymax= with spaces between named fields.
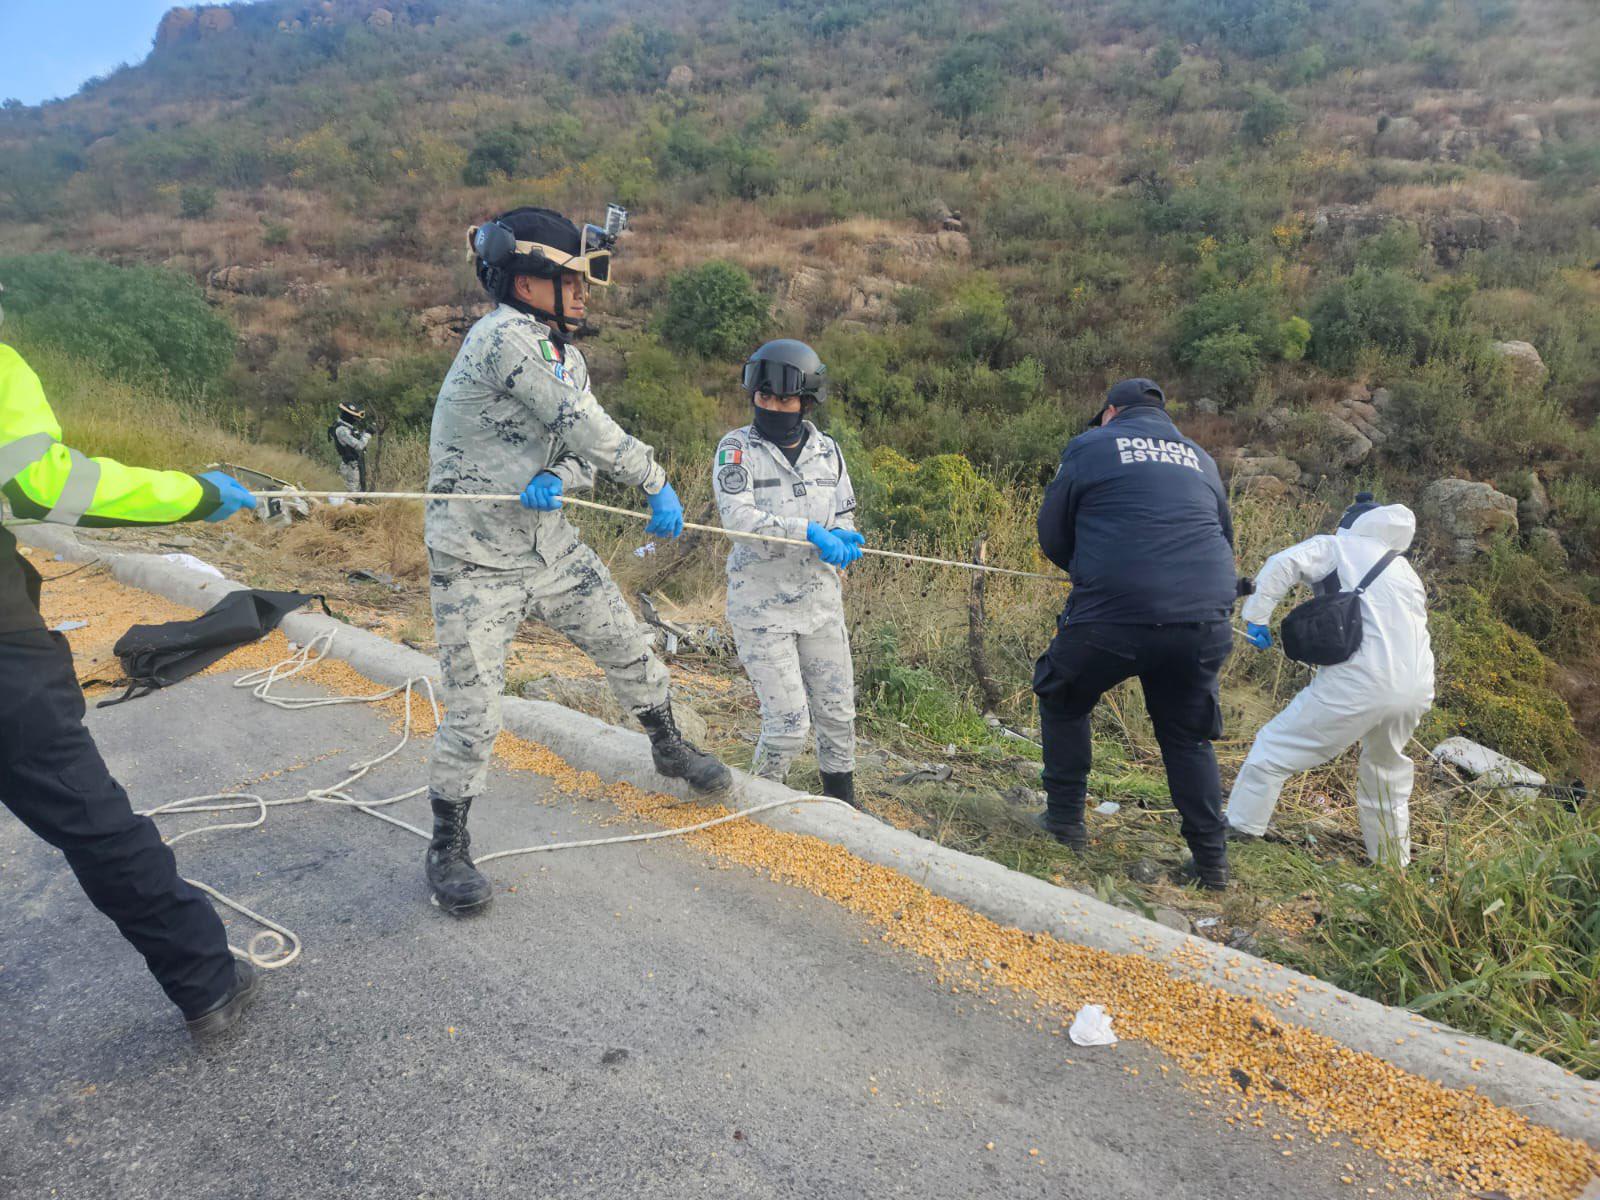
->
xmin=98 ymin=588 xmax=328 ymax=707
xmin=1279 ymin=550 xmax=1398 ymax=667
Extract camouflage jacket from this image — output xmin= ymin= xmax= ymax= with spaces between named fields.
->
xmin=425 ymin=305 xmax=666 ymax=568
xmin=712 ymin=421 xmax=857 ymax=633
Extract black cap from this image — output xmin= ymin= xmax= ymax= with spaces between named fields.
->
xmin=1339 ymin=491 xmax=1379 ymax=530
xmin=1089 ymin=378 xmax=1166 ymax=427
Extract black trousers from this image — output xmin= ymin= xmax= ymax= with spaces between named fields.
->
xmin=1033 ymin=620 xmax=1233 ymax=866
xmin=0 ymin=628 xmax=235 ymax=1016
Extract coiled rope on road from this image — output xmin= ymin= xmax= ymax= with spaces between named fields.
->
xmin=143 ymin=628 xmax=851 ymax=971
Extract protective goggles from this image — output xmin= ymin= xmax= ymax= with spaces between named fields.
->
xmin=468 ymin=224 xmax=613 ymax=286
xmin=741 ymin=358 xmax=822 ymax=399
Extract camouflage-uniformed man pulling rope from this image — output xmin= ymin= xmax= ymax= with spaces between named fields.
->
xmin=424 ymin=206 xmax=731 ymax=915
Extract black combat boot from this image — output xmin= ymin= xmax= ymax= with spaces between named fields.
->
xmin=636 ymin=703 xmax=732 ymax=795
xmin=426 ymin=792 xmax=493 ymax=914
xmin=1177 ymin=854 xmax=1230 ymax=892
xmin=1032 ymin=810 xmax=1088 ymax=852
xmin=819 ymin=770 xmax=860 ymax=809
xmin=184 ymin=960 xmax=261 ymax=1040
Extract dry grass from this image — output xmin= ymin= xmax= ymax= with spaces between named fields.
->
xmin=1370 ymin=175 xmax=1538 ymax=219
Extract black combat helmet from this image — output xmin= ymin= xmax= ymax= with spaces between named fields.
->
xmin=741 ymin=339 xmax=827 ymax=404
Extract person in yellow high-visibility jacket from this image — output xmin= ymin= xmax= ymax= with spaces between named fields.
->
xmin=0 ymin=290 xmax=263 ymax=1038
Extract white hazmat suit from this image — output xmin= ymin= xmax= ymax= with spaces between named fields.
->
xmin=1225 ymin=504 xmax=1434 ymax=866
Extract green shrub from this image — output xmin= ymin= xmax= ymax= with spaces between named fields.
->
xmin=930 ymin=44 xmax=1002 ymax=123
xmin=858 ymin=447 xmax=1004 ymax=546
xmin=179 ymin=184 xmax=217 ymax=219
xmin=1238 ymin=85 xmax=1300 ymax=145
xmin=1172 ymin=284 xmax=1302 ymax=401
xmin=656 ymin=261 xmax=769 ymax=360
xmin=1171 ymin=0 xmax=1311 ymax=56
xmin=462 ymin=127 xmax=527 ymax=185
xmin=1425 ymin=587 xmax=1581 ymax=772
xmin=608 ymin=337 xmax=721 ymax=452
xmin=1309 ymin=267 xmax=1433 ymax=374
xmin=0 ymin=253 xmax=234 ymax=393
xmin=1152 ymin=37 xmax=1182 ymax=78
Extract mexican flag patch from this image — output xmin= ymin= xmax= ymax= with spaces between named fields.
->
xmin=717 ymin=448 xmax=743 ymax=466
xmin=537 ymin=339 xmax=556 ymax=362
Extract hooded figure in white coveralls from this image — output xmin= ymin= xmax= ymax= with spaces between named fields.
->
xmin=1226 ymin=495 xmax=1434 ymax=866
xmin=713 ymin=339 xmax=864 ymax=807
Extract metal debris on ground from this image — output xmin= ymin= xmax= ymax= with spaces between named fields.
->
xmin=890 ymin=763 xmax=953 ymax=786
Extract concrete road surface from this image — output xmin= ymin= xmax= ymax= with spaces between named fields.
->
xmin=0 ymin=670 xmax=1402 ymax=1199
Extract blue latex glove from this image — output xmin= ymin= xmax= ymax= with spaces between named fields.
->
xmin=832 ymin=528 xmax=865 ymax=567
xmin=1244 ymin=622 xmax=1273 ymax=650
xmin=806 ymin=521 xmax=852 ymax=568
xmin=199 ymin=471 xmax=257 ymax=523
xmin=644 ymin=482 xmax=685 ymax=539
xmin=520 ymin=471 xmax=564 ymax=511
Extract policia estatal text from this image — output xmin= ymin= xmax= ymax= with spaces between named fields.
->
xmin=1034 ymin=379 xmax=1239 ymax=889
xmin=0 ymin=289 xmax=262 ymax=1035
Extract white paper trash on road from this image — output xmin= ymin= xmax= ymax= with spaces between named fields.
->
xmin=160 ymin=553 xmax=225 ymax=580
xmin=1068 ymin=1004 xmax=1118 ymax=1047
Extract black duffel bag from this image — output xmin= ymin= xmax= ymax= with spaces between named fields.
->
xmin=98 ymin=588 xmax=326 ymax=707
xmin=1280 ymin=550 xmax=1397 ymax=666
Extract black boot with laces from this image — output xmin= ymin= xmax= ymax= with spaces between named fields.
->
xmin=426 ymin=792 xmax=493 ymax=914
xmin=636 ymin=703 xmax=733 ymax=795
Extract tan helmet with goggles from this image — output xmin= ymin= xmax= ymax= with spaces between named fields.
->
xmin=468 ymin=220 xmax=615 ymax=286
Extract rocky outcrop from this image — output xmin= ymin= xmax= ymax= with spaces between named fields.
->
xmin=1311 ymin=204 xmax=1395 ymax=244
xmin=156 ymin=6 xmax=234 ymax=47
xmin=1229 ymin=454 xmax=1301 ymax=499
xmin=846 ymin=274 xmax=901 ymax=321
xmin=873 ymin=232 xmax=969 ymax=264
xmin=1425 ymin=210 xmax=1519 ymax=265
xmin=1373 ymin=115 xmax=1432 ymax=159
xmin=207 ymin=265 xmax=267 ymax=294
xmin=667 ymin=64 xmax=695 ymax=90
xmin=1334 ymin=387 xmax=1388 ymax=446
xmin=1517 ymin=472 xmax=1551 ymax=527
xmin=782 ymin=266 xmax=832 ymax=315
xmin=1295 ymin=412 xmax=1373 ymax=476
xmin=1420 ymin=478 xmax=1519 ymax=562
xmin=366 ymin=7 xmax=394 ymax=29
xmin=1502 ymin=113 xmax=1544 ymax=164
xmin=1490 ymin=340 xmax=1548 ymax=388
xmin=416 ymin=303 xmax=491 ymax=347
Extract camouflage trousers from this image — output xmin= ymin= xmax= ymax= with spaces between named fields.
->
xmin=428 ymin=545 xmax=669 ymax=800
xmin=732 ymin=613 xmax=856 ymax=780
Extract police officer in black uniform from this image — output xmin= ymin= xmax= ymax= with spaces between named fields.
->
xmin=1034 ymin=379 xmax=1238 ymax=889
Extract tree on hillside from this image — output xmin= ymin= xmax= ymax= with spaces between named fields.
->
xmin=0 ymin=254 xmax=234 ymax=393
xmin=657 ymin=262 xmax=769 ymax=360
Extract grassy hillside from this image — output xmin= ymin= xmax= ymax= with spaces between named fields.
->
xmin=2 ymin=0 xmax=1599 ymax=1074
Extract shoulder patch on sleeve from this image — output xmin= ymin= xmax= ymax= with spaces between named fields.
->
xmin=717 ymin=464 xmax=750 ymax=494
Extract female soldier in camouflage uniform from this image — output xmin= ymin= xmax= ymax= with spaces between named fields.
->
xmin=713 ymin=340 xmax=863 ymax=807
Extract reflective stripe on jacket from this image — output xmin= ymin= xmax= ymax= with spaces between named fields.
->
xmin=1 ymin=343 xmax=219 ymax=632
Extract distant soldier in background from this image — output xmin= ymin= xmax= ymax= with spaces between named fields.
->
xmin=329 ymin=402 xmax=371 ymax=502
xmin=713 ymin=339 xmax=863 ymax=806
xmin=423 ymin=205 xmax=731 ymax=915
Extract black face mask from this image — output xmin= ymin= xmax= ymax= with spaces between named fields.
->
xmin=752 ymin=404 xmax=804 ymax=445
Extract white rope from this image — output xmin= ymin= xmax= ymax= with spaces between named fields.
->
xmin=254 ymin=489 xmax=1066 ymax=583
xmin=142 ymin=629 xmax=849 ymax=970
